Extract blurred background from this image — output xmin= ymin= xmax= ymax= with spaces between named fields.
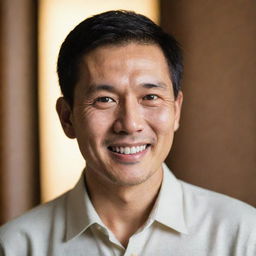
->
xmin=0 ymin=0 xmax=255 ymax=225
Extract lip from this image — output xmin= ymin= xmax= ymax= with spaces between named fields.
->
xmin=108 ymin=144 xmax=150 ymax=164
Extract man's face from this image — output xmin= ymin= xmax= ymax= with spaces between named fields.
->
xmin=57 ymin=42 xmax=183 ymax=187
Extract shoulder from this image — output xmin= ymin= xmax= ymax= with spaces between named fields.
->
xmin=182 ymin=180 xmax=255 ymax=211
xmin=0 ymin=192 xmax=68 ymax=253
xmin=180 ymin=181 xmax=256 ymax=253
xmin=181 ymin=180 xmax=256 ymax=233
xmin=0 ymin=193 xmax=67 ymax=234
xmin=181 ymin=180 xmax=256 ymax=219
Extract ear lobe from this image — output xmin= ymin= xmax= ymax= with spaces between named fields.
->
xmin=56 ymin=97 xmax=76 ymax=139
xmin=173 ymin=91 xmax=183 ymax=132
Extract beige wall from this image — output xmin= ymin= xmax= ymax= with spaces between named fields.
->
xmin=38 ymin=0 xmax=159 ymax=203
xmin=161 ymin=0 xmax=256 ymax=206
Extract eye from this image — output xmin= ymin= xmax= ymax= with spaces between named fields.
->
xmin=93 ymin=96 xmax=116 ymax=109
xmin=95 ymin=96 xmax=115 ymax=103
xmin=142 ymin=94 xmax=158 ymax=101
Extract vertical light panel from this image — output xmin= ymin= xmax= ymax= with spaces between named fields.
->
xmin=39 ymin=0 xmax=159 ymax=202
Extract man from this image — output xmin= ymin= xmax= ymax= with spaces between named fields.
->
xmin=0 ymin=10 xmax=255 ymax=256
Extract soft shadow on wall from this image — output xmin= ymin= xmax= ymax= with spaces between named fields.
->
xmin=161 ymin=0 xmax=256 ymax=207
xmin=0 ymin=0 xmax=40 ymax=225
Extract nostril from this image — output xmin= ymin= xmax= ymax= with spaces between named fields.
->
xmin=114 ymin=130 xmax=129 ymax=135
xmin=113 ymin=119 xmax=142 ymax=135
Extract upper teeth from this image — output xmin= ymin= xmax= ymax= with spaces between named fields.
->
xmin=111 ymin=145 xmax=147 ymax=154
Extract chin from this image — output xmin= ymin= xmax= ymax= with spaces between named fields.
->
xmin=108 ymin=169 xmax=154 ymax=187
xmin=112 ymin=177 xmax=148 ymax=187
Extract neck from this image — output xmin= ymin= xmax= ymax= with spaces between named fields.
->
xmin=85 ymin=167 xmax=163 ymax=247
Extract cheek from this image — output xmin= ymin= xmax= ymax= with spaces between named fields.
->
xmin=146 ymin=107 xmax=174 ymax=134
xmin=73 ymin=110 xmax=113 ymax=160
xmin=74 ymin=107 xmax=113 ymax=141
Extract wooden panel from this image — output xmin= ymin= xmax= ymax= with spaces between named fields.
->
xmin=0 ymin=0 xmax=40 ymax=224
xmin=161 ymin=0 xmax=256 ymax=206
xmin=0 ymin=0 xmax=3 ymax=224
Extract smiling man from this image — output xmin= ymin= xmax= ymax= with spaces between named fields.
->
xmin=62 ymin=43 xmax=180 ymax=187
xmin=0 ymin=10 xmax=256 ymax=256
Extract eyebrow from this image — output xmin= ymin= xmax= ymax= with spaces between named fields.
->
xmin=86 ymin=84 xmax=115 ymax=94
xmin=86 ymin=82 xmax=168 ymax=94
xmin=142 ymin=82 xmax=168 ymax=89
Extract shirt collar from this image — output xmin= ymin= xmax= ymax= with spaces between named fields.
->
xmin=153 ymin=163 xmax=188 ymax=234
xmin=65 ymin=163 xmax=188 ymax=241
xmin=65 ymin=172 xmax=105 ymax=241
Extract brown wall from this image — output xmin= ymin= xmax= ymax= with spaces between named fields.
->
xmin=161 ymin=0 xmax=256 ymax=206
xmin=0 ymin=0 xmax=40 ymax=224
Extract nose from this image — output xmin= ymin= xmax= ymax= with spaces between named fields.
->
xmin=113 ymin=97 xmax=144 ymax=135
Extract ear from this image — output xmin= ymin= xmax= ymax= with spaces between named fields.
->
xmin=173 ymin=91 xmax=183 ymax=131
xmin=56 ymin=97 xmax=76 ymax=139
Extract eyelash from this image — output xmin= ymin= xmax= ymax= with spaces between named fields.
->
xmin=92 ymin=94 xmax=160 ymax=109
xmin=95 ymin=96 xmax=115 ymax=103
xmin=95 ymin=94 xmax=158 ymax=102
xmin=142 ymin=94 xmax=158 ymax=101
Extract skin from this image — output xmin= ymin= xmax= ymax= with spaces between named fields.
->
xmin=57 ymin=42 xmax=183 ymax=246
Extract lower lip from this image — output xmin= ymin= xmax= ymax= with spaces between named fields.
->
xmin=108 ymin=146 xmax=149 ymax=163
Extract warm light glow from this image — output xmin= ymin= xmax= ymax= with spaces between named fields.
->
xmin=39 ymin=0 xmax=159 ymax=202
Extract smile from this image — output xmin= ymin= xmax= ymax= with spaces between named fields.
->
xmin=108 ymin=144 xmax=148 ymax=155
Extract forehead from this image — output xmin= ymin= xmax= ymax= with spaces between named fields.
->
xmin=77 ymin=42 xmax=172 ymax=89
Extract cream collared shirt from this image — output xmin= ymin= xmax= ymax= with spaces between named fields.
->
xmin=0 ymin=164 xmax=256 ymax=256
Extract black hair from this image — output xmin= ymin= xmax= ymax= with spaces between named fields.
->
xmin=57 ymin=10 xmax=183 ymax=105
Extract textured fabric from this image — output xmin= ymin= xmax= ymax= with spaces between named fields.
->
xmin=0 ymin=164 xmax=256 ymax=256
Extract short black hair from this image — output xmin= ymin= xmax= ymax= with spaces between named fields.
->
xmin=57 ymin=10 xmax=183 ymax=105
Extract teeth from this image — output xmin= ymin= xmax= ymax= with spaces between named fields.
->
xmin=131 ymin=147 xmax=136 ymax=154
xmin=124 ymin=147 xmax=130 ymax=154
xmin=110 ymin=145 xmax=147 ymax=154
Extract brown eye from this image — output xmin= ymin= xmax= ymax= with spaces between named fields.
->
xmin=96 ymin=97 xmax=115 ymax=103
xmin=143 ymin=94 xmax=158 ymax=101
xmin=93 ymin=96 xmax=116 ymax=109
